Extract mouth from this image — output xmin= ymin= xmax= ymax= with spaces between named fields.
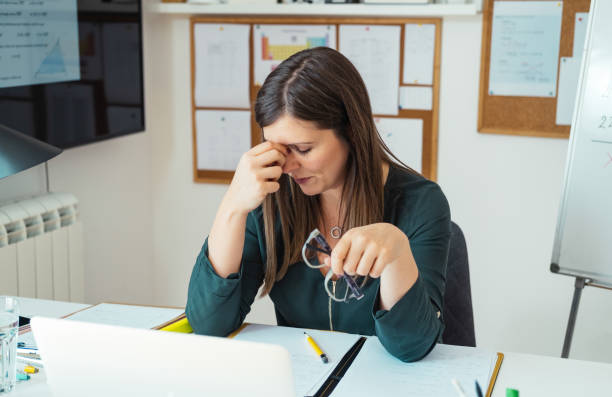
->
xmin=293 ymin=176 xmax=311 ymax=185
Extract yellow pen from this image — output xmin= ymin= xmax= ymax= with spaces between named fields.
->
xmin=304 ymin=332 xmax=328 ymax=364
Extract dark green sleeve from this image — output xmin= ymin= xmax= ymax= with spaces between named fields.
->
xmin=185 ymin=210 xmax=265 ymax=336
xmin=373 ymin=183 xmax=450 ymax=362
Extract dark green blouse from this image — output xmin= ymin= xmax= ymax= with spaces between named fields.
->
xmin=186 ymin=166 xmax=451 ymax=362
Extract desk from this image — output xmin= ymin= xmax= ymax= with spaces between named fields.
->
xmin=10 ymin=297 xmax=612 ymax=397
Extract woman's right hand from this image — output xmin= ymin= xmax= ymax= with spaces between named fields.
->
xmin=224 ymin=141 xmax=287 ymax=214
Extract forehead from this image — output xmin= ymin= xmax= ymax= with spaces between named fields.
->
xmin=263 ymin=115 xmax=327 ymax=144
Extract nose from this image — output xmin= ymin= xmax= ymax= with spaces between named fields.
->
xmin=282 ymin=152 xmax=300 ymax=174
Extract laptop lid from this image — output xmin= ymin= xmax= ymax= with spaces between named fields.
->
xmin=31 ymin=317 xmax=295 ymax=397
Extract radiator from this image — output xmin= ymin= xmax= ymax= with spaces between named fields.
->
xmin=0 ymin=193 xmax=84 ymax=302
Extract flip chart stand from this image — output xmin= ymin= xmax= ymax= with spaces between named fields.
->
xmin=557 ymin=274 xmax=612 ymax=358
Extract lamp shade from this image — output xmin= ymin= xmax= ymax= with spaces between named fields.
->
xmin=0 ymin=124 xmax=62 ymax=180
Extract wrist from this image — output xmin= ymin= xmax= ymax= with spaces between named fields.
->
xmin=220 ymin=192 xmax=250 ymax=218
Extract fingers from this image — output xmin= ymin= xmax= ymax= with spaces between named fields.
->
xmin=342 ymin=236 xmax=366 ymax=276
xmin=255 ymin=147 xmax=286 ymax=168
xmin=330 ymin=237 xmax=350 ymax=275
xmin=263 ymin=181 xmax=280 ymax=194
xmin=258 ymin=165 xmax=283 ymax=181
xmin=355 ymin=246 xmax=377 ymax=277
xmin=369 ymin=255 xmax=386 ymax=278
xmin=250 ymin=141 xmax=288 ymax=157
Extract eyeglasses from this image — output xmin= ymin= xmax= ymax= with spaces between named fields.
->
xmin=302 ymin=229 xmax=365 ymax=303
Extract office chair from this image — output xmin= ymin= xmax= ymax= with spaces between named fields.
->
xmin=442 ymin=221 xmax=476 ymax=347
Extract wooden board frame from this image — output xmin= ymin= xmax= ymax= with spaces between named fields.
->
xmin=191 ymin=16 xmax=442 ymax=183
xmin=478 ymin=0 xmax=591 ymax=138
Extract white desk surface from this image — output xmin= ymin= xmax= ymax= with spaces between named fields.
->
xmin=10 ymin=298 xmax=612 ymax=397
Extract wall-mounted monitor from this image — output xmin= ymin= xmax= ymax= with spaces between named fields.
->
xmin=0 ymin=0 xmax=144 ymax=149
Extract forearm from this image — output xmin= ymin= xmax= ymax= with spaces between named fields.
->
xmin=378 ymin=233 xmax=419 ymax=310
xmin=208 ymin=195 xmax=249 ymax=278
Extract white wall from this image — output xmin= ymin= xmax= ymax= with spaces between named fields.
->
xmin=47 ymin=134 xmax=154 ymax=305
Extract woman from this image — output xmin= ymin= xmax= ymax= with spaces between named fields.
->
xmin=186 ymin=47 xmax=450 ymax=362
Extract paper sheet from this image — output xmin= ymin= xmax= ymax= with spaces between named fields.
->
xmin=555 ymin=57 xmax=581 ymax=125
xmin=253 ymin=24 xmax=336 ymax=86
xmin=375 ymin=117 xmax=423 ymax=173
xmin=195 ymin=109 xmax=251 ymax=171
xmin=332 ymin=339 xmax=496 ymax=397
xmin=573 ymin=13 xmax=589 ymax=58
xmin=19 ymin=303 xmax=184 ymax=349
xmin=555 ymin=12 xmax=589 ymax=126
xmin=399 ymin=86 xmax=433 ymax=110
xmin=339 ymin=25 xmax=401 ymax=116
xmin=233 ymin=324 xmax=361 ymax=397
xmin=488 ymin=1 xmax=563 ymax=97
xmin=194 ymin=24 xmax=250 ymax=108
xmin=403 ymin=24 xmax=435 ymax=85
xmin=64 ymin=304 xmax=184 ymax=329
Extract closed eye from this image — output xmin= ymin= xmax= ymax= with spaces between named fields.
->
xmin=288 ymin=145 xmax=311 ymax=155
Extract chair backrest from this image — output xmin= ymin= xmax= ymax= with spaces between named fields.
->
xmin=442 ymin=221 xmax=476 ymax=347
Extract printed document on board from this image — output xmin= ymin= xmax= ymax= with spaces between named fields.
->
xmin=253 ymin=24 xmax=336 ymax=86
xmin=340 ymin=25 xmax=400 ymax=116
xmin=403 ymin=24 xmax=435 ymax=85
xmin=375 ymin=117 xmax=423 ymax=173
xmin=194 ymin=24 xmax=250 ymax=108
xmin=488 ymin=1 xmax=563 ymax=97
xmin=196 ymin=110 xmax=251 ymax=171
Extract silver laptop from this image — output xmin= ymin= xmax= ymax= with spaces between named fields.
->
xmin=31 ymin=317 xmax=296 ymax=397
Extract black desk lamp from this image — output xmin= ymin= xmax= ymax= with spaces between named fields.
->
xmin=0 ymin=124 xmax=63 ymax=189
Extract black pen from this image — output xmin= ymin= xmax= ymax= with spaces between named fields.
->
xmin=475 ymin=380 xmax=484 ymax=397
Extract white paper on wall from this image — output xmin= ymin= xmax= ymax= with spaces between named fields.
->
xmin=339 ymin=25 xmax=401 ymax=116
xmin=556 ymin=57 xmax=581 ymax=126
xmin=403 ymin=24 xmax=435 ymax=85
xmin=375 ymin=117 xmax=423 ymax=172
xmin=488 ymin=1 xmax=563 ymax=97
xmin=194 ymin=24 xmax=250 ymax=108
xmin=253 ymin=24 xmax=336 ymax=86
xmin=573 ymin=13 xmax=589 ymax=58
xmin=399 ymin=86 xmax=433 ymax=110
xmin=196 ymin=110 xmax=252 ymax=171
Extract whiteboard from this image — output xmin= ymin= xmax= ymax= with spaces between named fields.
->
xmin=551 ymin=0 xmax=612 ymax=287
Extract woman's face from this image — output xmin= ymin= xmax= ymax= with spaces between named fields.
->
xmin=263 ymin=114 xmax=349 ymax=197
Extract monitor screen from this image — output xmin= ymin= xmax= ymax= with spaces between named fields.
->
xmin=0 ymin=0 xmax=144 ymax=149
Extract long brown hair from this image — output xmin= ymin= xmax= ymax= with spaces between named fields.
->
xmin=254 ymin=47 xmax=415 ymax=296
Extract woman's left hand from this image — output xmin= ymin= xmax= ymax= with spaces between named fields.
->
xmin=325 ymin=223 xmax=413 ymax=278
xmin=324 ymin=223 xmax=419 ymax=310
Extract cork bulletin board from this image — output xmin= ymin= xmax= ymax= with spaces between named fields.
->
xmin=478 ymin=0 xmax=591 ymax=138
xmin=190 ymin=16 xmax=442 ymax=184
